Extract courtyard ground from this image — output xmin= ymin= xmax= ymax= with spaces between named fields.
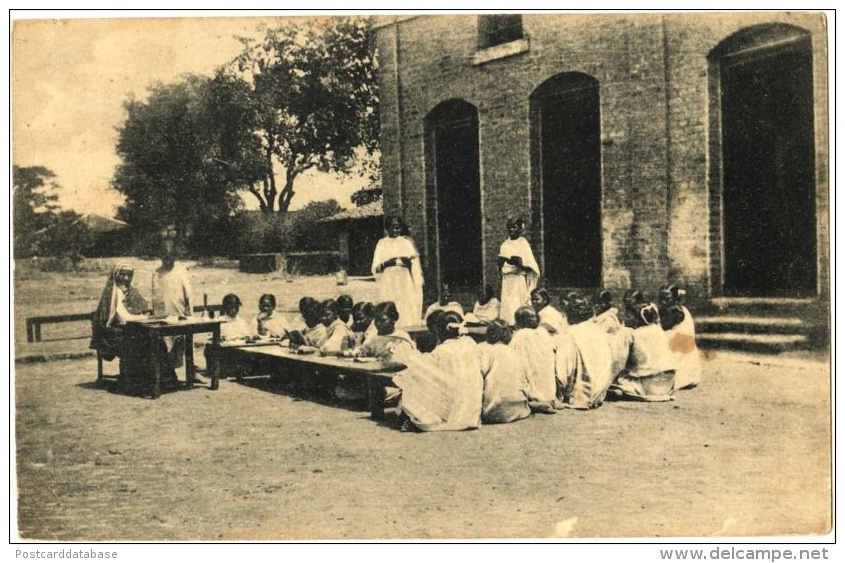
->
xmin=11 ymin=259 xmax=833 ymax=541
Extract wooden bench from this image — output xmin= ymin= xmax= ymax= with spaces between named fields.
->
xmin=26 ymin=299 xmax=224 ymax=343
xmin=26 ymin=312 xmax=94 ymax=343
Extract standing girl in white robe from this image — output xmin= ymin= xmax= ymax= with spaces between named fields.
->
xmin=498 ymin=217 xmax=539 ymax=325
xmin=372 ymin=216 xmax=424 ymax=328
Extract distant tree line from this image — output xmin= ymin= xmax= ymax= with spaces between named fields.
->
xmin=12 ymin=165 xmax=92 ymax=262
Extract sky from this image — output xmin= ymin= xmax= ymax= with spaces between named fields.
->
xmin=10 ymin=12 xmax=373 ymax=217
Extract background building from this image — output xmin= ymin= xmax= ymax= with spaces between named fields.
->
xmin=373 ymin=12 xmax=829 ymax=328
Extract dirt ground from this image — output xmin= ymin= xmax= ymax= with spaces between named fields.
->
xmin=14 ymin=349 xmax=831 ymax=541
xmin=12 ymin=260 xmax=833 ymax=541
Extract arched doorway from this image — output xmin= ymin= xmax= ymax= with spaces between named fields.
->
xmin=530 ymin=73 xmax=602 ymax=289
xmin=710 ymin=25 xmax=816 ymax=296
xmin=425 ymin=100 xmax=483 ymax=290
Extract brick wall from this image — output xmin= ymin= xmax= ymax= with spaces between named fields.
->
xmin=375 ymin=12 xmax=829 ymax=303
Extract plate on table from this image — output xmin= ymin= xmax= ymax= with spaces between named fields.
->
xmin=353 ymin=357 xmax=379 ymax=363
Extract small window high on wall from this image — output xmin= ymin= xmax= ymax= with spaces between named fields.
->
xmin=478 ymin=15 xmax=523 ymax=49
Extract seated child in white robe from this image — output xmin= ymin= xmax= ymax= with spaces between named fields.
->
xmin=479 ymin=320 xmax=531 ymax=424
xmin=509 ymin=305 xmax=561 ymax=413
xmin=531 ymin=287 xmax=568 ymax=336
xmin=609 ymin=303 xmax=676 ymax=402
xmin=658 ymin=285 xmax=702 ymax=390
xmin=467 ymin=284 xmax=501 ymax=324
xmin=556 ymin=297 xmax=614 ymax=410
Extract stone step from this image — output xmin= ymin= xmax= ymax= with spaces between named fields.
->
xmin=697 ymin=332 xmax=810 ymax=353
xmin=702 ymin=297 xmax=820 ymax=316
xmin=695 ymin=316 xmax=809 ymax=335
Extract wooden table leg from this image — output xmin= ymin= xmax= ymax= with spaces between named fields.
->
xmin=185 ymin=332 xmax=195 ymax=388
xmin=151 ymin=333 xmax=161 ymax=399
xmin=368 ymin=375 xmax=387 ymax=421
xmin=210 ymin=327 xmax=220 ymax=391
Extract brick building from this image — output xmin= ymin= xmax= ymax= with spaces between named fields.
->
xmin=373 ymin=12 xmax=829 ymax=319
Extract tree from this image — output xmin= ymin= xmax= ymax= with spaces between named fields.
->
xmin=222 ymin=16 xmax=379 ymax=214
xmin=350 ymin=185 xmax=383 ymax=207
xmin=34 ymin=210 xmax=93 ymax=265
xmin=113 ymin=75 xmax=257 ymax=252
xmin=12 ymin=165 xmax=60 ymax=258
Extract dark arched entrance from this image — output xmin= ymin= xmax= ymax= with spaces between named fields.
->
xmin=711 ymin=25 xmax=816 ymax=296
xmin=425 ymin=100 xmax=483 ymax=290
xmin=530 ymin=73 xmax=602 ymax=289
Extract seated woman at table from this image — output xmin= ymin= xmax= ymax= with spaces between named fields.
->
xmin=254 ymin=293 xmax=291 ymax=340
xmin=479 ymin=319 xmax=532 ymax=424
xmin=91 ymin=263 xmax=183 ymax=393
xmin=609 ymin=303 xmax=676 ymax=402
xmin=90 ymin=262 xmax=150 ymax=362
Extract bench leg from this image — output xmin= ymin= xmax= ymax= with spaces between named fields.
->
xmin=26 ymin=320 xmax=34 ymax=343
xmin=34 ymin=323 xmax=42 ymax=343
xmin=97 ymin=352 xmax=104 ymax=382
xmin=368 ymin=376 xmax=387 ymax=421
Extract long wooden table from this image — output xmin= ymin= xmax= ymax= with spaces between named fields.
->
xmin=124 ymin=317 xmax=227 ymax=398
xmin=231 ymin=345 xmax=406 ymax=419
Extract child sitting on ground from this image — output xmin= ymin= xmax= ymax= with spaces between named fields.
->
xmin=658 ymin=284 xmax=702 ymax=390
xmin=531 ymin=287 xmax=568 ymax=336
xmin=423 ymin=283 xmax=465 ymax=322
xmin=467 ymin=284 xmax=500 ymax=324
xmin=556 ymin=296 xmax=614 ymax=410
xmin=509 ymin=305 xmax=561 ymax=413
xmin=479 ymin=319 xmax=532 ymax=424
xmin=609 ymin=303 xmax=676 ymax=402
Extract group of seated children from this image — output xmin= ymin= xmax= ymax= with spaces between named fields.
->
xmin=210 ymin=282 xmax=701 ymax=432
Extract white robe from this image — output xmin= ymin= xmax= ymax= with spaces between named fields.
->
xmin=538 ymin=305 xmax=569 ymax=336
xmin=498 ymin=237 xmax=539 ymax=325
xmin=471 ymin=298 xmax=501 ymax=323
xmin=612 ymin=323 xmax=676 ymax=401
xmin=424 ymin=336 xmax=484 ymax=431
xmin=510 ymin=327 xmax=557 ymax=403
xmin=557 ymin=320 xmax=614 ymax=409
xmin=665 ymin=305 xmax=702 ymax=390
xmin=479 ymin=342 xmax=531 ymax=424
xmin=151 ymin=263 xmax=192 ymax=366
xmin=372 ymin=235 xmax=424 ymax=328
